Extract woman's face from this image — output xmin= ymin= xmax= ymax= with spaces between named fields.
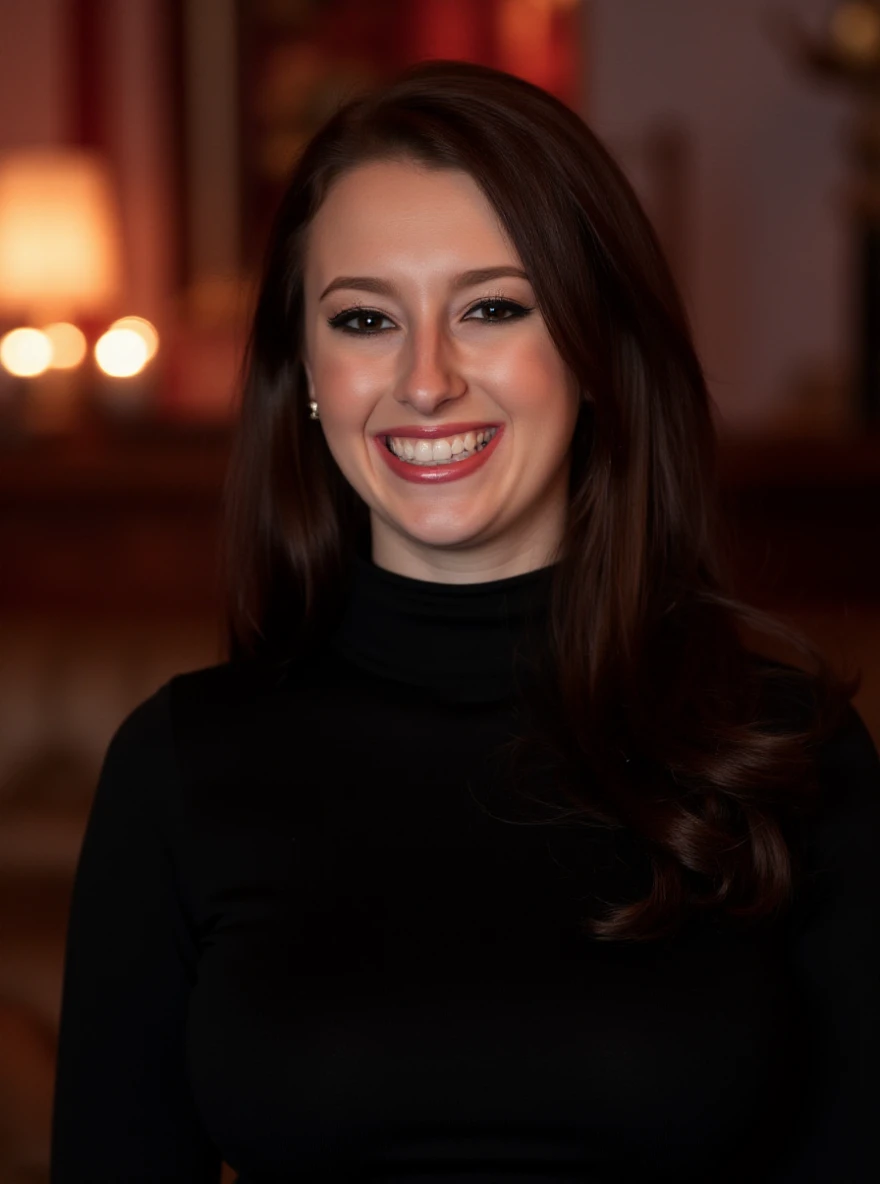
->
xmin=301 ymin=158 xmax=581 ymax=582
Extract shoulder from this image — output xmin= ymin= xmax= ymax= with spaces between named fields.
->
xmin=91 ymin=660 xmax=301 ymax=836
xmin=754 ymin=647 xmax=878 ymax=773
xmin=166 ymin=656 xmax=312 ymax=710
xmin=100 ymin=659 xmax=287 ymax=790
xmin=164 ymin=657 xmax=309 ymax=742
xmin=810 ymin=701 xmax=880 ymax=885
xmin=743 ymin=651 xmax=880 ymax=863
xmin=102 ymin=679 xmax=175 ymax=780
xmin=166 ymin=658 xmax=267 ymax=724
xmin=164 ymin=657 xmax=323 ymax=796
xmin=103 ymin=662 xmax=254 ymax=763
xmin=745 ymin=651 xmax=880 ymax=784
xmin=746 ymin=652 xmax=824 ymax=730
xmin=746 ymin=657 xmax=880 ymax=918
xmin=86 ymin=682 xmax=180 ymax=844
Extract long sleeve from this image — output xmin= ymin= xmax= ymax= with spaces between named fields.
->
xmin=50 ymin=683 xmax=221 ymax=1183
xmin=771 ymin=701 xmax=880 ymax=1182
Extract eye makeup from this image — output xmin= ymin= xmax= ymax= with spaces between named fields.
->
xmin=326 ymin=295 xmax=534 ymax=336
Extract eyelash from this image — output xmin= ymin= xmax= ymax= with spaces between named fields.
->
xmin=326 ymin=295 xmax=534 ymax=336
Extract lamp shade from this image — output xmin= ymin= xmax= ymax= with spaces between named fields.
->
xmin=0 ymin=148 xmax=122 ymax=317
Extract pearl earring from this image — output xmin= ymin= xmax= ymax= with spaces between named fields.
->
xmin=309 ymin=400 xmax=319 ymax=420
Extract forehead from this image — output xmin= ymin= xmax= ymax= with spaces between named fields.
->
xmin=304 ymin=160 xmax=520 ymax=278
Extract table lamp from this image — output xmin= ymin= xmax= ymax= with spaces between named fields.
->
xmin=0 ymin=147 xmax=122 ymax=433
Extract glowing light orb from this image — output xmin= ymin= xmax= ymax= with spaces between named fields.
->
xmin=94 ymin=327 xmax=149 ymax=378
xmin=0 ymin=327 xmax=53 ymax=377
xmin=109 ymin=316 xmax=159 ymax=361
xmin=43 ymin=322 xmax=87 ymax=369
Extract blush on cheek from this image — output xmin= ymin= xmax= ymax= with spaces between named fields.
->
xmin=319 ymin=357 xmax=387 ymax=417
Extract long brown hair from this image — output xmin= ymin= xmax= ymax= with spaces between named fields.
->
xmin=225 ymin=59 xmax=860 ymax=940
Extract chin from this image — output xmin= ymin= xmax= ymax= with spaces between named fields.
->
xmin=378 ymin=512 xmax=491 ymax=551
xmin=401 ymin=527 xmax=488 ymax=552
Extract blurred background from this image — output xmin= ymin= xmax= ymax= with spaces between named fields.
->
xmin=1 ymin=0 xmax=879 ymax=1180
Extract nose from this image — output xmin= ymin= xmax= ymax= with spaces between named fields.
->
xmin=394 ymin=319 xmax=466 ymax=415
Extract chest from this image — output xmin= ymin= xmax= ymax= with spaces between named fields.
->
xmin=182 ymin=782 xmax=803 ymax=1181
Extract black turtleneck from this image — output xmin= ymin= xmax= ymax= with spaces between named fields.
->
xmin=51 ymin=558 xmax=880 ymax=1183
xmin=329 ymin=553 xmax=555 ymax=703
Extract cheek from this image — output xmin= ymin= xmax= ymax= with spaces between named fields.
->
xmin=491 ymin=337 xmax=575 ymax=420
xmin=313 ymin=351 xmax=383 ymax=423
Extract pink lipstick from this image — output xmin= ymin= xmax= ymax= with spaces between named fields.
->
xmin=373 ymin=425 xmax=505 ymax=485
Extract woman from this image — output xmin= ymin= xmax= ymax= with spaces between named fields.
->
xmin=51 ymin=60 xmax=879 ymax=1182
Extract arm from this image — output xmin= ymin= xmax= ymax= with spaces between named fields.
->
xmin=51 ymin=683 xmax=221 ymax=1183
xmin=772 ymin=702 xmax=880 ymax=1182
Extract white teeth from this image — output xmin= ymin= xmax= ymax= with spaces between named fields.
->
xmin=387 ymin=427 xmax=498 ymax=465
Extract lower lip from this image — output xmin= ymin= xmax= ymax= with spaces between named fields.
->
xmin=373 ymin=428 xmax=504 ymax=484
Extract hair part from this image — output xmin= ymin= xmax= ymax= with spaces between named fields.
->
xmin=224 ymin=59 xmax=860 ymax=942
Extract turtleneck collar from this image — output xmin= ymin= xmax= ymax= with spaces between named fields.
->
xmin=328 ymin=553 xmax=556 ymax=704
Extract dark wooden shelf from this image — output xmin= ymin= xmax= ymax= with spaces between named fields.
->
xmin=0 ymin=424 xmax=230 ymax=502
xmin=0 ymin=425 xmax=230 ymax=617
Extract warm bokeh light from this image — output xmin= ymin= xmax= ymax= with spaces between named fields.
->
xmin=0 ymin=149 xmax=121 ymax=315
xmin=0 ymin=327 xmax=53 ymax=377
xmin=42 ymin=322 xmax=87 ymax=369
xmin=109 ymin=316 xmax=159 ymax=362
xmin=94 ymin=328 xmax=149 ymax=378
xmin=830 ymin=1 xmax=880 ymax=62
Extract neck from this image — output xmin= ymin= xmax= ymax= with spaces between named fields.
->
xmin=369 ymin=523 xmax=565 ymax=586
xmin=328 ymin=551 xmax=557 ymax=704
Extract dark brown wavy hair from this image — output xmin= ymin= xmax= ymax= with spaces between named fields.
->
xmin=225 ymin=59 xmax=860 ymax=941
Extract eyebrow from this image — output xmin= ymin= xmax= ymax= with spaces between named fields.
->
xmin=318 ymin=266 xmax=531 ymax=302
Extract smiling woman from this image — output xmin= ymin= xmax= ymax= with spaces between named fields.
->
xmin=300 ymin=160 xmax=579 ymax=573
xmin=51 ymin=61 xmax=879 ymax=1184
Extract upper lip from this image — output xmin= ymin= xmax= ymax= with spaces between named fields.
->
xmin=374 ymin=422 xmax=501 ymax=439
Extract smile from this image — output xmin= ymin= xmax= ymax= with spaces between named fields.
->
xmin=373 ymin=424 xmax=505 ymax=485
xmin=385 ymin=427 xmax=498 ymax=466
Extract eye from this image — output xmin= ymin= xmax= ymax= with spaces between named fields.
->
xmin=326 ymin=306 xmax=396 ymax=335
xmin=464 ymin=297 xmax=533 ymax=324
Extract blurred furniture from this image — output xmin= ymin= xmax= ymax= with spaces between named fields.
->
xmin=0 ymin=424 xmax=225 ymax=1182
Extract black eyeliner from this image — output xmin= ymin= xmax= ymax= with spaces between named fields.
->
xmin=326 ymin=305 xmax=389 ymax=335
xmin=326 ymin=296 xmax=534 ymax=335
